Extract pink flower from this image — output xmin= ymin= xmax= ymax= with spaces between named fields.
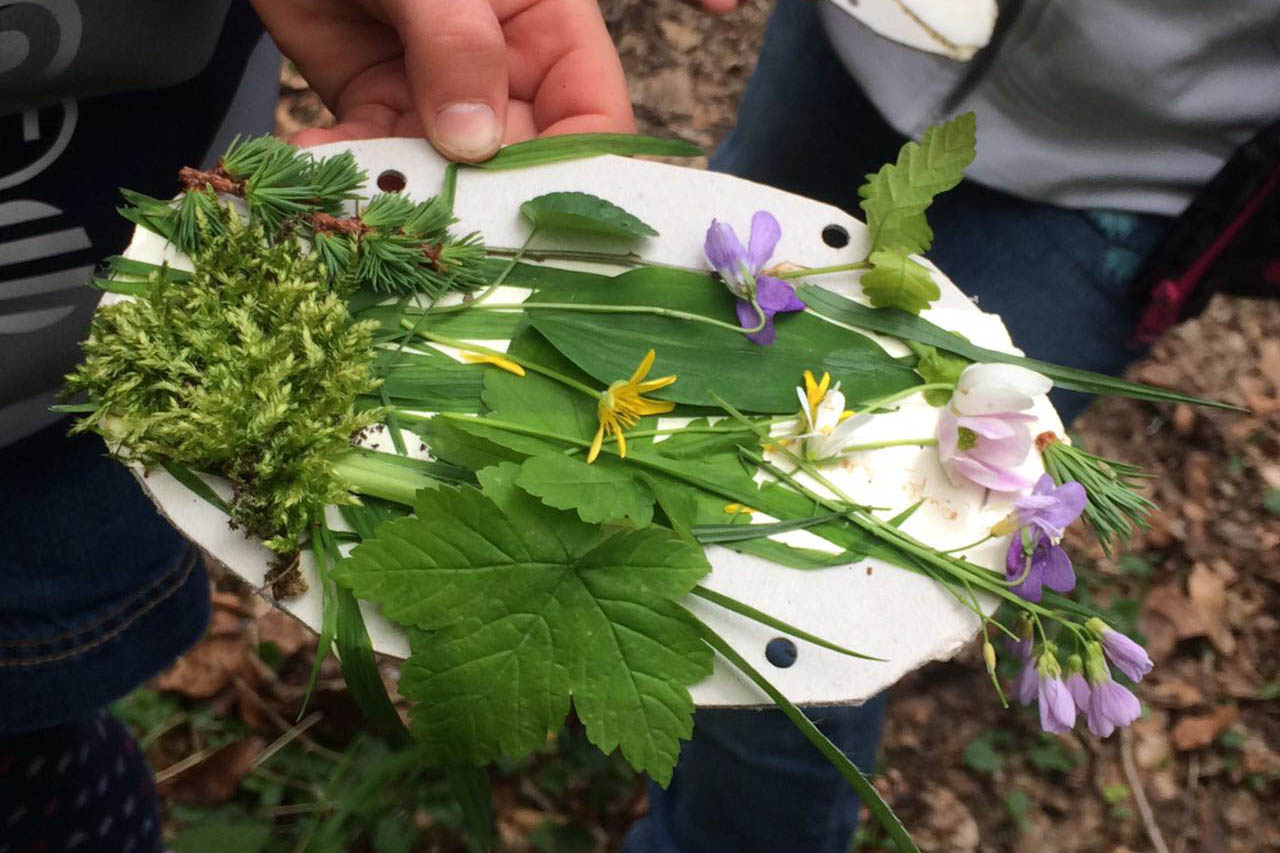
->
xmin=937 ymin=364 xmax=1052 ymax=492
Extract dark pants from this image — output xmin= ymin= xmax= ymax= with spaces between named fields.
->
xmin=624 ymin=3 xmax=1171 ymax=851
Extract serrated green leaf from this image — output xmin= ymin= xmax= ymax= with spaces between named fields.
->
xmin=860 ymin=249 xmax=941 ymax=314
xmin=516 ymin=453 xmax=654 ymax=526
xmin=907 ymin=341 xmax=969 ymax=405
xmin=521 ymin=192 xmax=657 ymax=240
xmin=478 ymin=133 xmax=703 ymax=171
xmin=333 ymin=483 xmax=712 ymax=783
xmin=858 ymin=112 xmax=976 ymax=254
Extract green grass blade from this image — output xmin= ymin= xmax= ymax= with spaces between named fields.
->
xmin=478 ymin=133 xmax=703 ymax=171
xmin=691 ymin=513 xmax=843 ymax=543
xmin=697 ymin=622 xmax=919 ymax=853
xmin=799 ymin=284 xmax=1241 ymax=410
xmin=160 ymin=462 xmax=230 ymax=514
xmin=692 ymin=586 xmax=884 ymax=661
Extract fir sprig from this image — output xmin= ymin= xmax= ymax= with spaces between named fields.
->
xmin=1038 ymin=432 xmax=1157 ymax=554
xmin=67 ymin=210 xmax=384 ymax=555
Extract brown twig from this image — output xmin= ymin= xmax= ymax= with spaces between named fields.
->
xmin=310 ymin=211 xmax=371 ymax=236
xmin=1120 ymin=727 xmax=1171 ymax=853
xmin=178 ymin=165 xmax=245 ymax=196
xmin=232 ymin=674 xmax=344 ymax=763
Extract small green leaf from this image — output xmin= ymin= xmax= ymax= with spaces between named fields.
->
xmin=479 ymin=133 xmax=703 ymax=171
xmin=333 ymin=482 xmax=712 ymax=783
xmin=907 ymin=341 xmax=969 ymax=405
xmin=516 ymin=453 xmax=654 ymax=526
xmin=1263 ymin=488 xmax=1280 ymax=517
xmin=520 ymin=191 xmax=658 ymax=240
xmin=859 ymin=112 xmax=976 ymax=254
xmin=859 ymin=249 xmax=940 ymax=314
xmin=963 ymin=730 xmax=1005 ymax=774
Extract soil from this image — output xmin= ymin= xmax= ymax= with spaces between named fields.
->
xmin=248 ymin=3 xmax=1280 ymax=850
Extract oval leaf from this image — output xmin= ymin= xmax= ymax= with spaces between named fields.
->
xmin=520 ymin=192 xmax=658 ymax=240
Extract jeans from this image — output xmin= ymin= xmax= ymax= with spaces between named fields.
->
xmin=0 ymin=420 xmax=208 ymax=734
xmin=623 ymin=3 xmax=1171 ymax=851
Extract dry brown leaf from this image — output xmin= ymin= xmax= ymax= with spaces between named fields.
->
xmin=1146 ymin=678 xmax=1205 ymax=709
xmin=1188 ymin=563 xmax=1236 ymax=654
xmin=1171 ymin=705 xmax=1239 ymax=751
xmin=1184 ymin=451 xmax=1214 ymax=502
xmin=256 ymin=609 xmax=313 ymax=660
xmin=151 ymin=635 xmax=248 ymax=699
xmin=912 ymin=786 xmax=979 ymax=853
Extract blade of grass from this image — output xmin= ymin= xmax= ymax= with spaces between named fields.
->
xmin=692 ymin=586 xmax=884 ymax=661
xmin=697 ymin=622 xmax=919 ymax=853
xmin=799 ymin=284 xmax=1241 ymax=410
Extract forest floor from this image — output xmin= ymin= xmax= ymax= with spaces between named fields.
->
xmin=135 ymin=2 xmax=1277 ymax=851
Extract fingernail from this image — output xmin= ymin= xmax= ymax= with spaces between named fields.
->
xmin=433 ymin=102 xmax=501 ymax=160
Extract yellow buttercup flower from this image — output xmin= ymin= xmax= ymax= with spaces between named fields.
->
xmin=458 ymin=350 xmax=525 ymax=376
xmin=588 ymin=349 xmax=676 ymax=463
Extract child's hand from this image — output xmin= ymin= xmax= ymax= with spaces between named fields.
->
xmin=252 ymin=0 xmax=635 ymax=162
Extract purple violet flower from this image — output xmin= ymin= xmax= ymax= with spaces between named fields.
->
xmin=936 ymin=364 xmax=1052 ymax=492
xmin=1087 ymin=618 xmax=1154 ymax=682
xmin=1084 ymin=650 xmax=1142 ymax=737
xmin=704 ymin=211 xmax=805 ymax=346
xmin=1005 ymin=528 xmax=1076 ymax=603
xmin=1014 ymin=474 xmax=1087 ymax=542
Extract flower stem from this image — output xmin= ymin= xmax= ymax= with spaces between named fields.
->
xmin=855 ymin=383 xmax=954 ymax=413
xmin=445 ymin=299 xmax=763 ymax=336
xmin=713 ymin=394 xmax=1075 ymax=627
xmin=332 ymin=450 xmax=438 ymax=506
xmin=429 ymin=229 xmax=537 ymax=315
xmin=837 ymin=437 xmax=938 ymax=453
xmin=941 ymin=533 xmax=995 ymax=554
xmin=772 ymin=260 xmax=873 ymax=281
xmin=401 ymin=324 xmax=600 ymax=398
xmin=485 ymin=245 xmax=704 ymax=274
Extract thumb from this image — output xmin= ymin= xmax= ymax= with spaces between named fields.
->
xmin=386 ymin=0 xmax=509 ymax=162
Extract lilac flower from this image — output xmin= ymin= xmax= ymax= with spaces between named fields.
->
xmin=1038 ymin=676 xmax=1076 ymax=734
xmin=1087 ymin=618 xmax=1154 ymax=682
xmin=1005 ymin=528 xmax=1076 ymax=603
xmin=1084 ymin=648 xmax=1142 ymax=737
xmin=1065 ymin=655 xmax=1091 ymax=713
xmin=1014 ymin=474 xmax=1087 ymax=542
xmin=937 ymin=364 xmax=1052 ymax=492
xmin=1014 ymin=658 xmax=1038 ymax=705
xmin=704 ymin=211 xmax=805 ymax=346
xmin=1018 ymin=649 xmax=1077 ymax=733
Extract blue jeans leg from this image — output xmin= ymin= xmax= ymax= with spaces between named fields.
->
xmin=629 ymin=3 xmax=1174 ymax=851
xmin=621 ymin=697 xmax=887 ymax=853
